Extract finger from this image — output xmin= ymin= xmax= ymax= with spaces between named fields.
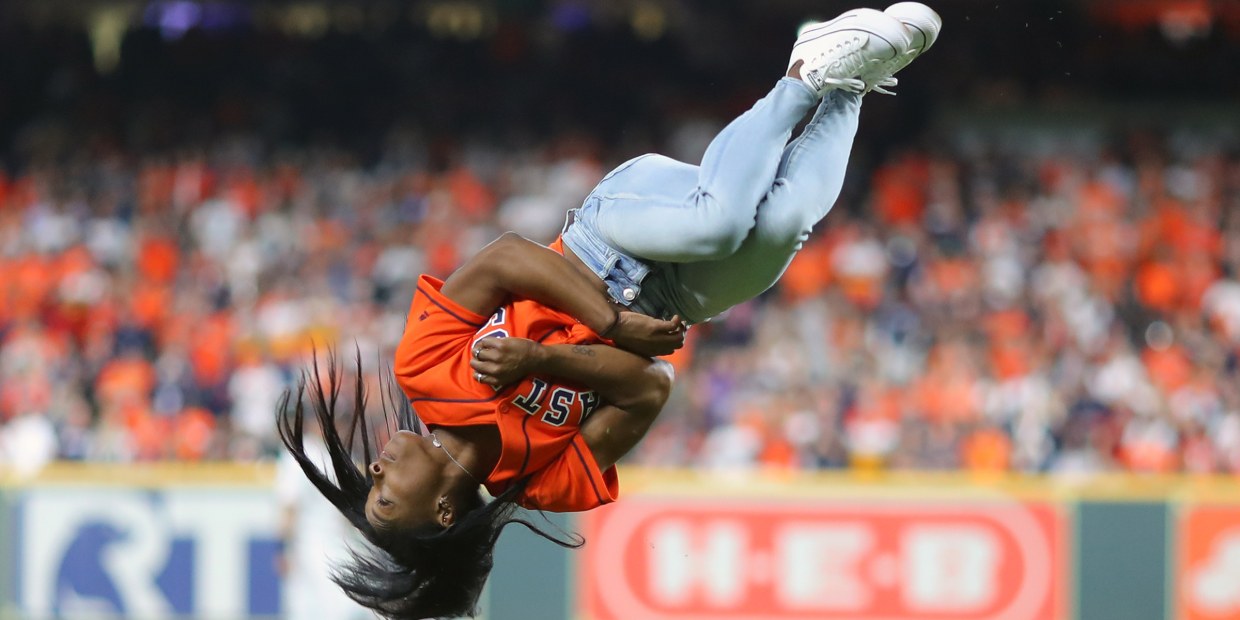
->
xmin=470 ymin=359 xmax=501 ymax=375
xmin=657 ymin=332 xmax=683 ymax=346
xmin=473 ymin=347 xmax=501 ymax=363
xmin=475 ymin=339 xmax=512 ymax=362
xmin=658 ymin=338 xmax=684 ymax=355
xmin=650 ymin=315 xmax=680 ymax=332
xmin=624 ymin=311 xmax=671 ymax=329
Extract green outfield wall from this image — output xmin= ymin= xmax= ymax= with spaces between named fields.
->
xmin=4 ymin=466 xmax=1240 ymax=620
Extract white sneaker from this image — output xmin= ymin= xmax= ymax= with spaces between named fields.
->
xmin=788 ymin=8 xmax=912 ymax=95
xmin=863 ymin=2 xmax=942 ymax=94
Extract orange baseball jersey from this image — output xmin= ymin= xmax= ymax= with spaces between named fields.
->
xmin=393 ymin=267 xmax=617 ymax=512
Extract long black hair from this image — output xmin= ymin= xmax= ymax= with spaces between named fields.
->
xmin=276 ymin=350 xmax=582 ymax=619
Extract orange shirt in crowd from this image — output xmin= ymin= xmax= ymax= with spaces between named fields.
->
xmin=1144 ymin=345 xmax=1193 ymax=393
xmin=778 ymin=236 xmax=832 ymax=304
xmin=130 ymin=282 xmax=172 ymax=330
xmin=96 ymin=356 xmax=157 ymax=406
xmin=870 ymin=154 xmax=929 ymax=226
xmin=961 ymin=427 xmax=1012 ymax=472
xmin=912 ymin=344 xmax=980 ymax=423
xmin=137 ymin=235 xmax=180 ymax=284
xmin=1121 ymin=433 xmax=1179 ymax=473
xmin=393 ymin=246 xmax=616 ymax=512
xmin=8 ymin=255 xmax=55 ymax=321
xmin=1135 ymin=259 xmax=1180 ymax=312
xmin=174 ymin=407 xmax=216 ymax=460
xmin=446 ymin=167 xmax=496 ymax=222
xmin=189 ymin=313 xmax=234 ymax=387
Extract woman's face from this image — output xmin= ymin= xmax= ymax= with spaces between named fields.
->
xmin=365 ymin=430 xmax=450 ymax=531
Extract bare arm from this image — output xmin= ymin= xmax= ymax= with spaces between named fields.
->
xmin=578 ymin=403 xmax=663 ymax=470
xmin=442 ymin=232 xmax=618 ymax=334
xmin=532 ymin=343 xmax=674 ymax=469
xmin=439 ymin=232 xmax=684 ymax=357
xmin=529 ymin=343 xmax=673 ymax=415
xmin=471 ymin=338 xmax=672 ymax=413
xmin=471 ymin=338 xmax=673 ymax=469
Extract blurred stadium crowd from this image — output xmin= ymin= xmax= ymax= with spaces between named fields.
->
xmin=1 ymin=0 xmax=1239 ymax=477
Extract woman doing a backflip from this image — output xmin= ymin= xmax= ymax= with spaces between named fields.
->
xmin=278 ymin=4 xmax=941 ymax=618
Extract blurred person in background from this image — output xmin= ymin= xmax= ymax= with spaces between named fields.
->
xmin=0 ymin=409 xmax=57 ymax=478
xmin=275 ymin=416 xmax=368 ymax=620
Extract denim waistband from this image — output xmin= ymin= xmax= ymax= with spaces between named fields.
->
xmin=561 ymin=199 xmax=677 ymax=320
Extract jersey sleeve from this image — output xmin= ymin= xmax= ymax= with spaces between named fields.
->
xmin=394 ymin=275 xmax=498 ymax=426
xmin=395 ymin=275 xmax=487 ymax=372
xmin=516 ymin=434 xmax=619 ymax=512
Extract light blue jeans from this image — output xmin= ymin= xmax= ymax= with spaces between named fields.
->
xmin=562 ymin=77 xmax=862 ymax=324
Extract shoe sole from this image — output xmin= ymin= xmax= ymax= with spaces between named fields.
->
xmin=885 ymin=2 xmax=942 ymax=54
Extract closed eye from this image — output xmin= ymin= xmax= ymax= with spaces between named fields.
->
xmin=367 ymin=498 xmax=395 ymax=532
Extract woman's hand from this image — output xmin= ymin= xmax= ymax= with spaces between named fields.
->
xmin=606 ymin=312 xmax=686 ymax=358
xmin=470 ymin=337 xmax=544 ymax=388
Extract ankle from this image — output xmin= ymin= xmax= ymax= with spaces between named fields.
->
xmin=787 ymin=60 xmax=804 ymax=81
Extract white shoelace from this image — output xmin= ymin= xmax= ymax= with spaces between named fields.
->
xmin=869 ymin=76 xmax=899 ymax=95
xmin=864 ymin=49 xmax=922 ymax=95
xmin=803 ymin=36 xmax=868 ymax=94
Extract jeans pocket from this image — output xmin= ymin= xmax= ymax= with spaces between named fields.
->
xmin=605 ymin=252 xmax=651 ymax=305
xmin=562 ymin=201 xmax=652 ymax=308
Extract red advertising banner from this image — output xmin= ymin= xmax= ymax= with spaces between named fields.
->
xmin=1179 ymin=505 xmax=1240 ymax=620
xmin=579 ymin=499 xmax=1064 ymax=620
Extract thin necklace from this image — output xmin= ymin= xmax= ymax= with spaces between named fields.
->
xmin=430 ymin=432 xmax=479 ymax=484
